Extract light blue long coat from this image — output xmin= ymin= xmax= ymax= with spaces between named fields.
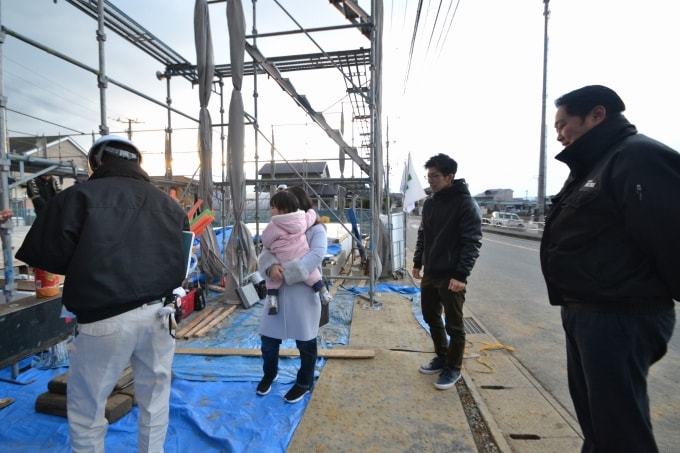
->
xmin=258 ymin=223 xmax=326 ymax=342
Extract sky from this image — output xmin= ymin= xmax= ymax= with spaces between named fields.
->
xmin=2 ymin=0 xmax=679 ymax=199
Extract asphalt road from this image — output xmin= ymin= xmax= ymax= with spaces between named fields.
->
xmin=404 ymin=217 xmax=680 ymax=452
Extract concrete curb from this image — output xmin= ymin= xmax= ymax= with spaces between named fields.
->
xmin=462 ymin=307 xmax=583 ymax=452
xmin=482 ymin=226 xmax=542 ymax=242
xmin=461 ymin=369 xmax=514 ymax=453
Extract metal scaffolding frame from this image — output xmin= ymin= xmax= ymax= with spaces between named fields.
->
xmin=0 ymin=0 xmax=387 ymax=306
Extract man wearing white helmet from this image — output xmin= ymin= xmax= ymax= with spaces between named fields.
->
xmin=17 ymin=135 xmax=190 ymax=453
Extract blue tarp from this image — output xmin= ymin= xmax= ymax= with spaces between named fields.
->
xmin=0 ymin=285 xmax=419 ymax=452
xmin=344 ymin=283 xmax=421 ymax=295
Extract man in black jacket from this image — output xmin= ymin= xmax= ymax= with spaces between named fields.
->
xmin=412 ymin=153 xmax=482 ymax=390
xmin=17 ymin=135 xmax=190 ymax=453
xmin=541 ymin=85 xmax=679 ymax=453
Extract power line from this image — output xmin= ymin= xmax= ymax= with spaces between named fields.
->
xmin=4 ymin=55 xmax=125 ymax=120
xmin=403 ymin=0 xmax=425 ymax=94
xmin=7 ymin=107 xmax=85 ymax=134
xmin=426 ymin=1 xmax=445 ymax=55
xmin=7 ymin=105 xmax=204 ymax=138
xmin=436 ymin=0 xmax=462 ymax=58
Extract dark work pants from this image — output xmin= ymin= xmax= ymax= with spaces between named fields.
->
xmin=561 ymin=306 xmax=675 ymax=453
xmin=260 ymin=335 xmax=318 ymax=389
xmin=420 ymin=275 xmax=466 ymax=370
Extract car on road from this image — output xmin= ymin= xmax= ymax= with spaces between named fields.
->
xmin=490 ymin=211 xmax=524 ymax=228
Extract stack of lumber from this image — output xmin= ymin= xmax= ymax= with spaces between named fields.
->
xmin=175 ymin=305 xmax=237 ymax=339
xmin=35 ymin=367 xmax=135 ymax=423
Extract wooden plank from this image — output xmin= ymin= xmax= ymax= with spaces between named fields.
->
xmin=0 ymin=278 xmax=39 ymax=291
xmin=35 ymin=392 xmax=68 ymax=418
xmin=35 ymin=391 xmax=133 ymax=423
xmin=117 ymin=384 xmax=136 ymax=406
xmin=182 ymin=306 xmax=225 ymax=337
xmin=105 ymin=393 xmax=134 ymax=424
xmin=207 ymin=284 xmax=225 ymax=293
xmin=0 ymin=275 xmax=65 ymax=291
xmin=192 ymin=305 xmax=237 ymax=337
xmin=175 ymin=308 xmax=215 ymax=338
xmin=47 ymin=366 xmax=133 ymax=395
xmin=180 ymin=307 xmax=226 ymax=338
xmin=174 ymin=347 xmax=375 ymax=359
xmin=0 ymin=260 xmax=30 ymax=274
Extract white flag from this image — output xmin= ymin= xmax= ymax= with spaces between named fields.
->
xmin=400 ymin=153 xmax=427 ymax=212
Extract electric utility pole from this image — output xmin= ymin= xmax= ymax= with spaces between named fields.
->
xmin=115 ymin=117 xmax=142 ymax=140
xmin=537 ymin=0 xmax=550 ymax=221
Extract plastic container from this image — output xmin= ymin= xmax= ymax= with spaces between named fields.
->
xmin=180 ymin=289 xmax=196 ymax=319
xmin=33 ymin=268 xmax=60 ymax=297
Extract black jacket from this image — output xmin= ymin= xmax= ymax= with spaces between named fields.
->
xmin=540 ymin=114 xmax=680 ymax=312
xmin=17 ymin=159 xmax=190 ymax=323
xmin=413 ymin=179 xmax=482 ymax=282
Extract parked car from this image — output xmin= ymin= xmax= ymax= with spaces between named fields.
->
xmin=490 ymin=211 xmax=524 ymax=228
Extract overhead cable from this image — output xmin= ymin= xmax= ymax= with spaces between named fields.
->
xmin=403 ymin=0 xmax=425 ymax=94
xmin=436 ymin=0 xmax=462 ymax=58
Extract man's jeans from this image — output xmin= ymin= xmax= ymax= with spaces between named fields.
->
xmin=420 ymin=275 xmax=466 ymax=370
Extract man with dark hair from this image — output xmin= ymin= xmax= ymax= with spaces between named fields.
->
xmin=17 ymin=135 xmax=190 ymax=453
xmin=412 ymin=153 xmax=482 ymax=390
xmin=541 ymin=85 xmax=680 ymax=453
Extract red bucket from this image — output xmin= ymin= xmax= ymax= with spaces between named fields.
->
xmin=33 ymin=268 xmax=60 ymax=297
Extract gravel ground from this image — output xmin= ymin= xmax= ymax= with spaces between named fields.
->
xmin=456 ymin=379 xmax=501 ymax=453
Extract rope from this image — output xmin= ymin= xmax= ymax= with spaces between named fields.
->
xmin=463 ymin=340 xmax=516 ymax=374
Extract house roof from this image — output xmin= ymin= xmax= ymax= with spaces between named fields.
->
xmin=258 ymin=161 xmax=329 ymax=177
xmin=7 ymin=136 xmax=89 ymax=178
xmin=8 ymin=135 xmax=86 ymax=156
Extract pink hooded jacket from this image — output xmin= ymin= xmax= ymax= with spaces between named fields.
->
xmin=261 ymin=209 xmax=322 ymax=289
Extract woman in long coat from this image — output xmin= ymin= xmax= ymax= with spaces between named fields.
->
xmin=256 ymin=187 xmax=326 ymax=403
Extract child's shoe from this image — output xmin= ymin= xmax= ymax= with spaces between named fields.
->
xmin=268 ymin=295 xmax=279 ymax=315
xmin=320 ymin=290 xmax=332 ymax=305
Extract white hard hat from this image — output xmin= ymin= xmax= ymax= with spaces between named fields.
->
xmin=88 ymin=135 xmax=141 ymax=172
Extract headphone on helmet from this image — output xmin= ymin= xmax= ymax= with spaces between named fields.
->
xmin=88 ymin=135 xmax=142 ymax=172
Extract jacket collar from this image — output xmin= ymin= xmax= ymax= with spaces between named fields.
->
xmin=555 ymin=114 xmax=637 ymax=177
xmin=88 ymin=159 xmax=150 ymax=182
xmin=433 ymin=178 xmax=470 ymax=199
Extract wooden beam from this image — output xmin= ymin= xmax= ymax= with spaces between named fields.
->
xmin=175 ymin=347 xmax=375 ymax=359
xmin=180 ymin=307 xmax=225 ymax=338
xmin=191 ymin=305 xmax=237 ymax=337
xmin=175 ymin=308 xmax=216 ymax=338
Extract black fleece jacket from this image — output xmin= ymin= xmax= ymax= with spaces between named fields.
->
xmin=413 ymin=179 xmax=482 ymax=282
xmin=540 ymin=114 xmax=680 ymax=311
xmin=17 ymin=159 xmax=190 ymax=323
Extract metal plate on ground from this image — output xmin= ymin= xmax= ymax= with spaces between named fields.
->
xmin=463 ymin=317 xmax=485 ymax=334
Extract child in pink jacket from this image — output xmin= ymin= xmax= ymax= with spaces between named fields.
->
xmin=261 ymin=191 xmax=331 ymax=314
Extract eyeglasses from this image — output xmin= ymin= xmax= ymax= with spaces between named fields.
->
xmin=426 ymin=173 xmax=446 ymax=180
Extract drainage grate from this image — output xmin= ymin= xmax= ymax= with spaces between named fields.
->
xmin=463 ymin=317 xmax=485 ymax=334
xmin=509 ymin=434 xmax=541 ymax=440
